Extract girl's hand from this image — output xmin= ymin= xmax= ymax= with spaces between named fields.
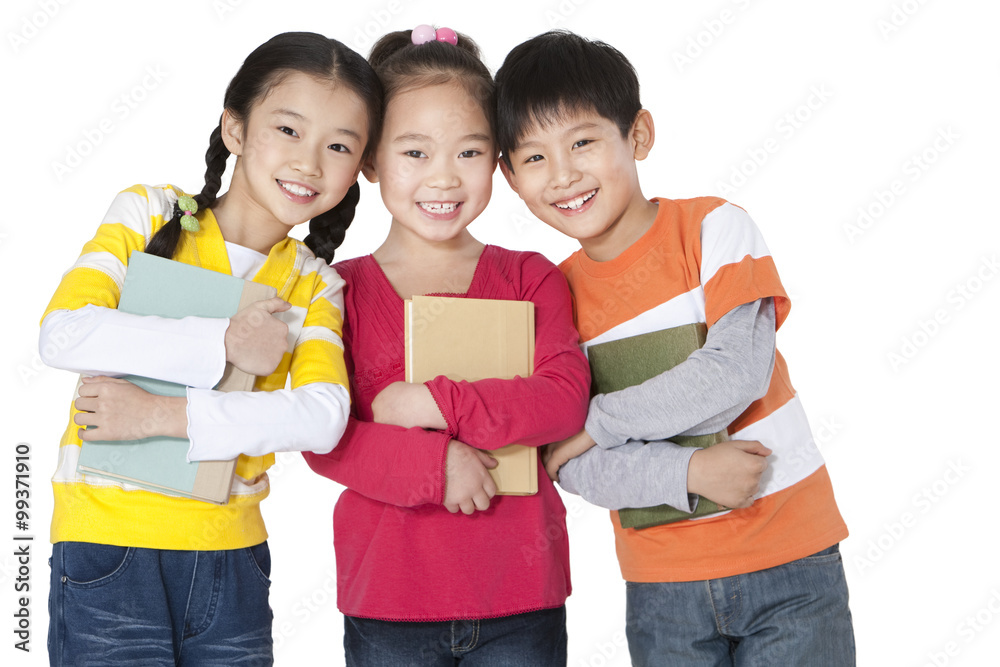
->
xmin=687 ymin=440 xmax=772 ymax=509
xmin=74 ymin=376 xmax=187 ymax=441
xmin=224 ymin=297 xmax=291 ymax=377
xmin=542 ymin=429 xmax=597 ymax=482
xmin=443 ymin=440 xmax=498 ymax=515
xmin=371 ymin=382 xmax=447 ymax=430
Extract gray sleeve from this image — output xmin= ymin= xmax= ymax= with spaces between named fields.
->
xmin=586 ymin=298 xmax=776 ymax=449
xmin=557 ymin=439 xmax=698 ymax=512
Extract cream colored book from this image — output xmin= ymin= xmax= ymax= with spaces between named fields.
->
xmin=404 ymin=295 xmax=537 ymax=495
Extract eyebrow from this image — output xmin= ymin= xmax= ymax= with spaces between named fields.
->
xmin=393 ymin=132 xmax=493 ymax=143
xmin=272 ymin=108 xmax=363 ymax=141
xmin=514 ymin=122 xmax=601 ymax=152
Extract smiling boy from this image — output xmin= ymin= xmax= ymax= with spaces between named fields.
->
xmin=496 ymin=31 xmax=855 ymax=665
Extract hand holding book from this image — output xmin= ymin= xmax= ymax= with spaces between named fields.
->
xmin=687 ymin=440 xmax=771 ymax=510
xmin=224 ymin=296 xmax=292 ymax=377
xmin=75 ymin=375 xmax=188 ymax=441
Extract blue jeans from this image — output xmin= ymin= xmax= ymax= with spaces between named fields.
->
xmin=625 ymin=544 xmax=855 ymax=666
xmin=48 ymin=541 xmax=273 ymax=666
xmin=344 ymin=605 xmax=567 ymax=666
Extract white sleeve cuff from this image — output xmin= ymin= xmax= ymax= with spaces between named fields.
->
xmin=185 ymin=383 xmax=350 ymax=461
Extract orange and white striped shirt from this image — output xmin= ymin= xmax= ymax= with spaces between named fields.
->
xmin=559 ymin=196 xmax=848 ymax=582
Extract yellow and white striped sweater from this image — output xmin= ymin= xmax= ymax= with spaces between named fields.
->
xmin=42 ymin=184 xmax=349 ymax=550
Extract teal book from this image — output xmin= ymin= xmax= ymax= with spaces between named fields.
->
xmin=587 ymin=322 xmax=729 ymax=529
xmin=76 ymin=251 xmax=276 ymax=504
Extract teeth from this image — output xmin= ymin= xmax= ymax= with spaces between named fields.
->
xmin=419 ymin=202 xmax=459 ymax=214
xmin=279 ymin=181 xmax=316 ymax=196
xmin=555 ymin=189 xmax=597 ymax=210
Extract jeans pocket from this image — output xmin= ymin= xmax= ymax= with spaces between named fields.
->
xmin=58 ymin=542 xmax=134 ymax=589
xmin=245 ymin=541 xmax=272 ymax=588
xmin=795 ymin=543 xmax=842 ymax=566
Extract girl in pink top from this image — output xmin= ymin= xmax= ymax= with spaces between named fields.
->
xmin=303 ymin=25 xmax=590 ymax=666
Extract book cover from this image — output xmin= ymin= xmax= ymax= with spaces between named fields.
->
xmin=404 ymin=295 xmax=538 ymax=495
xmin=76 ymin=251 xmax=276 ymax=504
xmin=587 ymin=322 xmax=728 ymax=529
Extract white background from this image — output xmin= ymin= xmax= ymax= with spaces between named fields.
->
xmin=3 ymin=0 xmax=998 ymax=665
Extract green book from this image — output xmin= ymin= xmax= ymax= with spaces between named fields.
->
xmin=587 ymin=322 xmax=728 ymax=529
xmin=76 ymin=251 xmax=276 ymax=504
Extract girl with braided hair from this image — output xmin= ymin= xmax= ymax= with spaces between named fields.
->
xmin=39 ymin=31 xmax=380 ymax=665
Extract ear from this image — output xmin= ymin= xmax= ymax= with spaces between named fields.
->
xmin=630 ymin=109 xmax=655 ymax=161
xmin=499 ymin=159 xmax=519 ymax=195
xmin=220 ymin=108 xmax=244 ymax=156
xmin=360 ymin=154 xmax=379 ymax=184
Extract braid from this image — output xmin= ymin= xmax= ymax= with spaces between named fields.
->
xmin=145 ymin=122 xmax=230 ymax=259
xmin=304 ymin=181 xmax=360 ymax=263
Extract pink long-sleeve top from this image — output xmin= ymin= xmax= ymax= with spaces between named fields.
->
xmin=303 ymin=245 xmax=590 ymax=621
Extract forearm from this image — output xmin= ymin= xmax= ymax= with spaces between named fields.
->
xmin=302 ymin=416 xmax=450 ymax=507
xmin=557 ymin=440 xmax=698 ymax=512
xmin=426 ymin=348 xmax=590 ymax=449
xmin=426 ymin=259 xmax=590 ymax=449
xmin=186 ymin=382 xmax=350 ymax=461
xmin=40 ymin=305 xmax=227 ymax=388
xmin=586 ymin=298 xmax=775 ymax=449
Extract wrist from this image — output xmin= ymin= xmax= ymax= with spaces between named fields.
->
xmin=686 ymin=448 xmax=704 ymax=496
xmin=157 ymin=395 xmax=190 ymax=439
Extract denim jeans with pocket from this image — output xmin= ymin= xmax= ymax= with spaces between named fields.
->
xmin=344 ymin=604 xmax=567 ymax=666
xmin=625 ymin=544 xmax=855 ymax=666
xmin=48 ymin=541 xmax=273 ymax=666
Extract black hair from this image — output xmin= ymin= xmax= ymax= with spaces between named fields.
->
xmin=367 ymin=29 xmax=495 ymax=137
xmin=495 ymin=30 xmax=641 ymax=168
xmin=146 ymin=31 xmax=383 ymax=263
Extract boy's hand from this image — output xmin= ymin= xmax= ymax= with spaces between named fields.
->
xmin=372 ymin=382 xmax=447 ymax=430
xmin=687 ymin=440 xmax=772 ymax=509
xmin=74 ymin=376 xmax=187 ymax=441
xmin=443 ymin=440 xmax=498 ymax=515
xmin=225 ymin=297 xmax=291 ymax=377
xmin=542 ymin=429 xmax=597 ymax=482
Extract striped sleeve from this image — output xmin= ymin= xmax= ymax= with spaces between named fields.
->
xmin=288 ymin=254 xmax=349 ymax=391
xmin=700 ymin=203 xmax=790 ymax=329
xmin=42 ymin=185 xmax=175 ymax=320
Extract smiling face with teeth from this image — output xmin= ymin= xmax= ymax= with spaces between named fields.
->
xmin=214 ymin=71 xmax=369 ymax=250
xmin=364 ymin=81 xmax=496 ymax=245
xmin=501 ymin=108 xmax=659 ymax=262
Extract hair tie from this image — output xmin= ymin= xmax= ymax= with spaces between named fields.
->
xmin=411 ymin=24 xmax=458 ymax=46
xmin=177 ymin=195 xmax=200 ymax=232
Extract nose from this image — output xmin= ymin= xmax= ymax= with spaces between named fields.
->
xmin=291 ymin=143 xmax=323 ymax=178
xmin=426 ymin=155 xmax=461 ymax=190
xmin=550 ymin=154 xmax=581 ymax=189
